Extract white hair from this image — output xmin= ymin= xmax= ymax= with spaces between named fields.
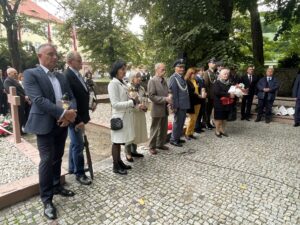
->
xmin=128 ymin=69 xmax=142 ymax=83
xmin=66 ymin=51 xmax=81 ymax=62
xmin=6 ymin=67 xmax=17 ymax=75
xmin=37 ymin=43 xmax=56 ymax=54
xmin=154 ymin=63 xmax=165 ymax=71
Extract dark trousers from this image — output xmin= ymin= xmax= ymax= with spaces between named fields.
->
xmin=195 ymin=101 xmax=206 ymax=131
xmin=68 ymin=125 xmax=85 ymax=176
xmin=36 ymin=125 xmax=68 ymax=204
xmin=148 ymin=116 xmax=168 ymax=149
xmin=257 ymin=97 xmax=273 ymax=119
xmin=205 ymin=98 xmax=214 ymax=125
xmin=241 ymin=94 xmax=254 ymax=118
xmin=0 ymin=93 xmax=8 ymax=115
xmin=171 ymin=109 xmax=186 ymax=142
xmin=295 ymin=99 xmax=300 ymax=124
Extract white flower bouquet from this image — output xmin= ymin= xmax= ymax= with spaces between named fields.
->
xmin=228 ymin=83 xmax=247 ymax=97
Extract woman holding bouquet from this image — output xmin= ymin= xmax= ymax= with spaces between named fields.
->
xmin=108 ymin=60 xmax=142 ymax=175
xmin=125 ymin=70 xmax=147 ymax=162
xmin=213 ymin=68 xmax=235 ymax=137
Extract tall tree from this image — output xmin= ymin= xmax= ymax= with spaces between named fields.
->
xmin=0 ymin=0 xmax=22 ymax=72
xmin=59 ymin=0 xmax=143 ymax=70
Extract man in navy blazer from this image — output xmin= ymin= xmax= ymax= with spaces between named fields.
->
xmin=240 ymin=65 xmax=258 ymax=120
xmin=292 ymin=71 xmax=300 ymax=127
xmin=65 ymin=51 xmax=92 ymax=185
xmin=255 ymin=68 xmax=279 ymax=123
xmin=23 ymin=44 xmax=77 ymax=220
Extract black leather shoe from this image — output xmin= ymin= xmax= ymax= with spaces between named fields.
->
xmin=53 ymin=186 xmax=75 ymax=197
xmin=294 ymin=123 xmax=300 ymax=127
xmin=241 ymin=117 xmax=245 ymax=120
xmin=245 ymin=118 xmax=251 ymax=121
xmin=170 ymin=141 xmax=183 ymax=147
xmin=157 ymin=145 xmax=169 ymax=150
xmin=131 ymin=152 xmax=144 ymax=157
xmin=118 ymin=160 xmax=132 ymax=170
xmin=265 ymin=118 xmax=271 ymax=123
xmin=44 ymin=202 xmax=57 ymax=220
xmin=215 ymin=132 xmax=222 ymax=138
xmin=113 ymin=163 xmax=127 ymax=175
xmin=188 ymin=135 xmax=197 ymax=139
xmin=179 ymin=139 xmax=186 ymax=143
xmin=255 ymin=117 xmax=261 ymax=122
xmin=220 ymin=132 xmax=229 ymax=137
xmin=185 ymin=135 xmax=191 ymax=140
xmin=205 ymin=124 xmax=213 ymax=130
xmin=76 ymin=175 xmax=92 ymax=185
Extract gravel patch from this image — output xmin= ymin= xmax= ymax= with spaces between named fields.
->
xmin=0 ymin=138 xmax=37 ymax=185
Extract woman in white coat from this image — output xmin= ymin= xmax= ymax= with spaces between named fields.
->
xmin=125 ymin=71 xmax=148 ymax=162
xmin=108 ymin=60 xmax=144 ymax=175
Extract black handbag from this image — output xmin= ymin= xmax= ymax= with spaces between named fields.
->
xmin=110 ymin=118 xmax=123 ymax=130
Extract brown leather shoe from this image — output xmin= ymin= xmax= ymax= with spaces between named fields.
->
xmin=157 ymin=145 xmax=169 ymax=150
xmin=149 ymin=148 xmax=158 ymax=155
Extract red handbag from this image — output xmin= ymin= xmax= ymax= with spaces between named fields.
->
xmin=220 ymin=97 xmax=234 ymax=105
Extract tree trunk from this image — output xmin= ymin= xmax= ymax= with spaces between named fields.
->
xmin=218 ymin=0 xmax=234 ymax=40
xmin=6 ymin=24 xmax=22 ymax=72
xmin=107 ymin=1 xmax=115 ymax=64
xmin=249 ymin=1 xmax=264 ymax=68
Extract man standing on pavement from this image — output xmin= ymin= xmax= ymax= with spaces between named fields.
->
xmin=255 ymin=68 xmax=279 ymax=124
xmin=240 ymin=65 xmax=258 ymax=121
xmin=148 ymin=63 xmax=172 ymax=154
xmin=203 ymin=58 xmax=217 ymax=129
xmin=168 ymin=59 xmax=190 ymax=147
xmin=65 ymin=51 xmax=92 ymax=185
xmin=292 ymin=70 xmax=300 ymax=127
xmin=23 ymin=43 xmax=77 ymax=220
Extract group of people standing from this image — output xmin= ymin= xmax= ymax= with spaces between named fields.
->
xmin=2 ymin=41 xmax=298 ymax=221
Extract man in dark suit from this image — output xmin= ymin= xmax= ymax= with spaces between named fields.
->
xmin=0 ymin=70 xmax=7 ymax=115
xmin=4 ymin=68 xmax=29 ymax=134
xmin=292 ymin=71 xmax=300 ymax=127
xmin=255 ymin=68 xmax=279 ymax=123
xmin=240 ymin=65 xmax=258 ymax=120
xmin=65 ymin=51 xmax=92 ymax=185
xmin=23 ymin=43 xmax=77 ymax=220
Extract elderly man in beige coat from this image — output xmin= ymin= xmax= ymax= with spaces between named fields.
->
xmin=148 ymin=63 xmax=172 ymax=154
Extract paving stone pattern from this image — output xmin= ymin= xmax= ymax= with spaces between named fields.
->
xmin=0 ymin=120 xmax=299 ymax=225
xmin=0 ymin=138 xmax=37 ymax=185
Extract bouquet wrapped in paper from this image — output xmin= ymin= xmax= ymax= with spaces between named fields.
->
xmin=228 ymin=83 xmax=247 ymax=97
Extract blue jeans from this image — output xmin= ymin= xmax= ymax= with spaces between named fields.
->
xmin=68 ymin=126 xmax=85 ymax=176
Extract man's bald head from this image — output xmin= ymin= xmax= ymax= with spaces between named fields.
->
xmin=7 ymin=68 xmax=18 ymax=80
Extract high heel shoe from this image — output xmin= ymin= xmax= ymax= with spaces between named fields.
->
xmin=215 ymin=132 xmax=222 ymax=138
xmin=126 ymin=155 xmax=134 ymax=162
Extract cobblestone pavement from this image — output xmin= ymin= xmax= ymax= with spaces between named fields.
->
xmin=0 ymin=120 xmax=299 ymax=225
xmin=0 ymin=138 xmax=37 ymax=185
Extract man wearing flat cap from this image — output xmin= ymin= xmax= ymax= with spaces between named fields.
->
xmin=203 ymin=58 xmax=217 ymax=129
xmin=168 ymin=59 xmax=190 ymax=147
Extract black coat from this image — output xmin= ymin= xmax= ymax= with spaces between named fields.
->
xmin=65 ymin=67 xmax=90 ymax=125
xmin=293 ymin=74 xmax=300 ymax=98
xmin=213 ymin=80 xmax=231 ymax=111
xmin=240 ymin=74 xmax=259 ymax=96
xmin=186 ymin=79 xmax=201 ymax=114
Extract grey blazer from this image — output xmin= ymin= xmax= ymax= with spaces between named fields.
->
xmin=23 ymin=66 xmax=76 ymax=135
xmin=148 ymin=76 xmax=169 ymax=117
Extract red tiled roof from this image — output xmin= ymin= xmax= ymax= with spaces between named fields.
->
xmin=18 ymin=0 xmax=63 ymax=24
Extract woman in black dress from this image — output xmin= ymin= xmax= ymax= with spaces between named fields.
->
xmin=213 ymin=68 xmax=235 ymax=137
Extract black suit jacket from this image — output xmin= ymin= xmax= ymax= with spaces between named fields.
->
xmin=65 ymin=67 xmax=90 ymax=125
xmin=293 ymin=74 xmax=300 ymax=98
xmin=240 ymin=74 xmax=258 ymax=96
xmin=4 ymin=77 xmax=26 ymax=105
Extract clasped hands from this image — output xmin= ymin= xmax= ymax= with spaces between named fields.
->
xmin=57 ymin=109 xmax=77 ymax=127
xmin=263 ymin=88 xmax=270 ymax=92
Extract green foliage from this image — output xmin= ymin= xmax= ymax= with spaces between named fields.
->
xmin=278 ymin=53 xmax=300 ymax=68
xmin=59 ymin=0 xmax=144 ymax=71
